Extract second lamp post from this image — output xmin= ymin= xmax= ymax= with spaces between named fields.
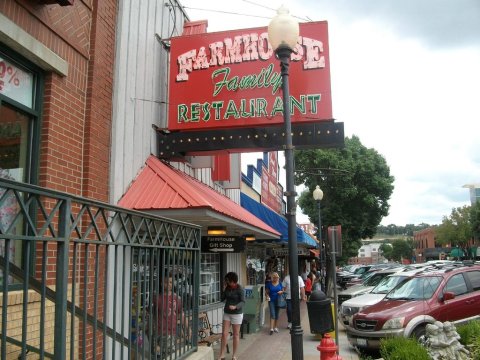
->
xmin=312 ymin=185 xmax=325 ymax=292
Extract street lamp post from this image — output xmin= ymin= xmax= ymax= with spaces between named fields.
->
xmin=312 ymin=185 xmax=324 ymax=292
xmin=268 ymin=7 xmax=303 ymax=360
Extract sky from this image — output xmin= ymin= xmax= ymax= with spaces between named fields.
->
xmin=180 ymin=0 xmax=480 ymax=226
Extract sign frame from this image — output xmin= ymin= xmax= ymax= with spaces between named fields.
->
xmin=168 ymin=21 xmax=332 ymax=131
xmin=201 ymin=236 xmax=245 ymax=253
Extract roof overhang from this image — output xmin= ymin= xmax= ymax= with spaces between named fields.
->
xmin=144 ymin=208 xmax=280 ymax=240
xmin=119 ymin=156 xmax=280 ymax=240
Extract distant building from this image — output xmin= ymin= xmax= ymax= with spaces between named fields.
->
xmin=349 ymin=242 xmax=384 ymax=265
xmin=413 ymin=227 xmax=451 ymax=262
xmin=463 ymin=183 xmax=480 ymax=204
xmin=298 ymin=222 xmax=317 ymax=240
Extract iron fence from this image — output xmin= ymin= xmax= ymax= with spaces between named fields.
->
xmin=0 ymin=178 xmax=201 ymax=359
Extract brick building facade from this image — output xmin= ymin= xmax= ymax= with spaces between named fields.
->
xmin=1 ymin=1 xmax=116 ymax=358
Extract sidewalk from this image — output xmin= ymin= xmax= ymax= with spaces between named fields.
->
xmin=212 ymin=301 xmax=360 ymax=360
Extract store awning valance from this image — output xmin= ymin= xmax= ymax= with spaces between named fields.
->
xmin=119 ymin=156 xmax=280 ymax=240
xmin=449 ymin=248 xmax=465 ymax=258
xmin=240 ymin=193 xmax=318 ymax=247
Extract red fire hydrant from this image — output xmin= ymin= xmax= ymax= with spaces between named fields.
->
xmin=317 ymin=333 xmax=343 ymax=360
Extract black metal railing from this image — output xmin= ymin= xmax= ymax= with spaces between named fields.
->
xmin=0 ymin=178 xmax=201 ymax=359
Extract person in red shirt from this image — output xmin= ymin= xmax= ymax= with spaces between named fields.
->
xmin=305 ymin=272 xmax=316 ymax=299
xmin=150 ymin=274 xmax=187 ymax=359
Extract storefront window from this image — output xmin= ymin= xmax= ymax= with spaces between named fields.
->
xmin=0 ymin=49 xmax=41 ymax=286
xmin=0 ymin=102 xmax=31 ymax=285
xmin=246 ymin=246 xmax=267 ymax=285
xmin=200 ymin=253 xmax=220 ymax=306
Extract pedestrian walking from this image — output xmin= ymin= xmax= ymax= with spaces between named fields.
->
xmin=305 ymin=272 xmax=315 ymax=299
xmin=282 ymin=274 xmax=306 ymax=329
xmin=218 ymin=272 xmax=244 ymax=360
xmin=265 ymin=272 xmax=285 ymax=335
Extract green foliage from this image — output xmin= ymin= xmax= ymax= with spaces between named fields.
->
xmin=436 ymin=205 xmax=473 ymax=247
xmin=296 ymin=136 xmax=394 ymax=262
xmin=379 ymin=243 xmax=393 ymax=260
xmin=457 ymin=320 xmax=480 ymax=346
xmin=470 ymin=336 xmax=480 ymax=360
xmin=457 ymin=320 xmax=480 ymax=360
xmin=470 ymin=201 xmax=480 ymax=241
xmin=376 ymin=223 xmax=431 ymax=237
xmin=390 ymin=239 xmax=413 ymax=262
xmin=379 ymin=337 xmax=430 ymax=360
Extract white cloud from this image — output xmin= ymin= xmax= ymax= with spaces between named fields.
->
xmin=180 ymin=0 xmax=480 ymax=226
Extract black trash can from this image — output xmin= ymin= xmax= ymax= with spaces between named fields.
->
xmin=306 ymin=290 xmax=334 ymax=334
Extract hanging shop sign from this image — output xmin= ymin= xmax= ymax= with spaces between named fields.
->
xmin=273 ymin=247 xmax=310 ymax=257
xmin=168 ymin=21 xmax=332 ymax=131
xmin=328 ymin=225 xmax=342 ymax=257
xmin=261 ymin=152 xmax=282 ymax=212
xmin=201 ymin=236 xmax=245 ymax=253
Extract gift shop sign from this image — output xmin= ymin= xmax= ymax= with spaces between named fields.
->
xmin=201 ymin=236 xmax=245 ymax=253
xmin=168 ymin=22 xmax=332 ymax=131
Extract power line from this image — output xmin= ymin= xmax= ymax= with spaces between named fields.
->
xmin=182 ymin=6 xmax=272 ymax=20
xmin=240 ymin=0 xmax=312 ymax=22
xmin=241 ymin=0 xmax=277 ymax=12
xmin=182 ymin=4 xmax=311 ymax=23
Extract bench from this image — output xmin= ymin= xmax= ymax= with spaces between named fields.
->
xmin=198 ymin=312 xmax=229 ymax=353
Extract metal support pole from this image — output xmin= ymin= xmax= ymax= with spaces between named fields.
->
xmin=277 ymin=45 xmax=304 ymax=360
xmin=331 ymin=226 xmax=339 ymax=350
xmin=317 ymin=200 xmax=325 ymax=292
xmin=54 ymin=198 xmax=70 ymax=359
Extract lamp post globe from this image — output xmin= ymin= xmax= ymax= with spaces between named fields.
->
xmin=313 ymin=185 xmax=323 ymax=202
xmin=268 ymin=6 xmax=303 ymax=360
xmin=268 ymin=5 xmax=299 ymax=51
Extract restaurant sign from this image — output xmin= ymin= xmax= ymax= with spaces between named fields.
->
xmin=168 ymin=22 xmax=332 ymax=131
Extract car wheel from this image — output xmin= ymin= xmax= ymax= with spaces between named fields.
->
xmin=412 ymin=324 xmax=426 ymax=340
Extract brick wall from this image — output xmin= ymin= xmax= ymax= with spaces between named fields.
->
xmin=0 ymin=290 xmax=77 ymax=359
xmin=1 ymin=0 xmax=117 ymax=358
xmin=0 ymin=0 xmax=115 ymax=200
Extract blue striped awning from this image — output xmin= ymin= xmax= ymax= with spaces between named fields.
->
xmin=240 ymin=193 xmax=318 ymax=247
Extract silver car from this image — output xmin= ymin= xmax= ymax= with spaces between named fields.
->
xmin=338 ymin=268 xmax=402 ymax=307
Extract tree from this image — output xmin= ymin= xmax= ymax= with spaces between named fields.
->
xmin=379 ymin=243 xmax=393 ymax=260
xmin=435 ymin=205 xmax=472 ymax=248
xmin=390 ymin=239 xmax=414 ymax=262
xmin=470 ymin=201 xmax=480 ymax=242
xmin=296 ymin=135 xmax=395 ymax=262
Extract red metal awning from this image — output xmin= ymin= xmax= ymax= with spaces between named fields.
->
xmin=119 ymin=156 xmax=280 ymax=240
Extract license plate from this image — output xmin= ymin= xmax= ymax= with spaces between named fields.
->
xmin=357 ymin=338 xmax=367 ymax=347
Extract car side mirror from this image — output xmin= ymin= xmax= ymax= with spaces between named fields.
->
xmin=443 ymin=291 xmax=455 ymax=301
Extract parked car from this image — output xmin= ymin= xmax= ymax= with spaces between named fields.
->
xmin=337 ymin=265 xmax=373 ymax=289
xmin=345 ymin=264 xmax=404 ymax=288
xmin=338 ymin=267 xmax=403 ymax=306
xmin=340 ymin=267 xmax=429 ymax=327
xmin=346 ymin=264 xmax=480 ymax=350
xmin=344 ymin=268 xmax=379 ymax=288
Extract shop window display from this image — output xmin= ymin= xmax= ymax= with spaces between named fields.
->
xmin=0 ymin=104 xmax=30 ymax=285
xmin=200 ymin=253 xmax=220 ymax=305
xmin=0 ymin=52 xmax=38 ymax=286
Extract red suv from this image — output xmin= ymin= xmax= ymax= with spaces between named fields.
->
xmin=347 ymin=264 xmax=480 ymax=350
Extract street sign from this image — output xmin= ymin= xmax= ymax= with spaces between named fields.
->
xmin=201 ymin=236 xmax=245 ymax=253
